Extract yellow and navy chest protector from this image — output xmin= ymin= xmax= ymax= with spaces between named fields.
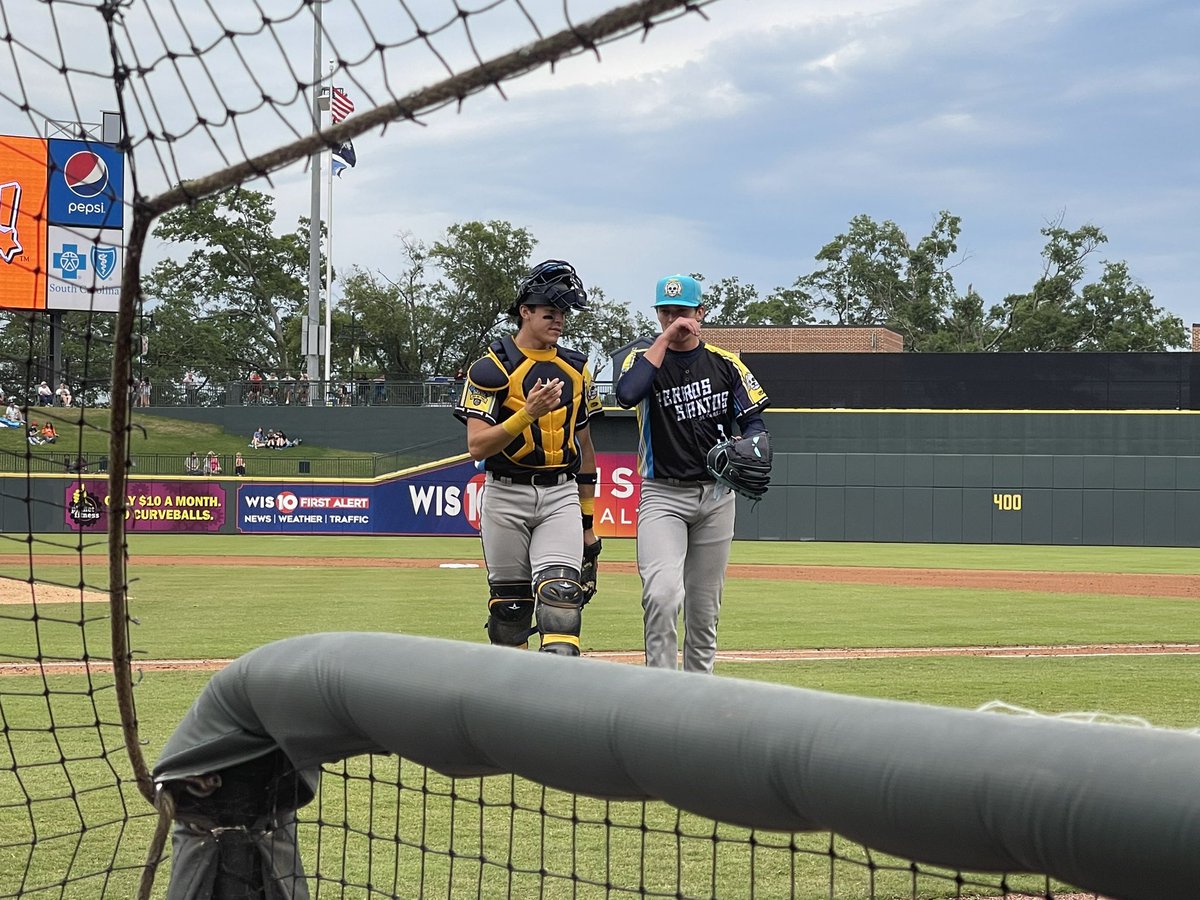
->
xmin=454 ymin=335 xmax=601 ymax=477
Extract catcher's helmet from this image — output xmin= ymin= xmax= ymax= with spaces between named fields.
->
xmin=509 ymin=259 xmax=588 ymax=316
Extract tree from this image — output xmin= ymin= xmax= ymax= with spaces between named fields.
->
xmin=794 ymin=211 xmax=964 ymax=349
xmin=339 ymin=235 xmax=441 ymax=378
xmin=343 ymin=222 xmax=654 ymax=381
xmin=987 ymin=222 xmax=1184 ymax=351
xmin=564 ymin=286 xmax=657 ymax=381
xmin=142 ymin=188 xmax=314 ymax=385
xmin=429 ymin=220 xmax=537 ymax=373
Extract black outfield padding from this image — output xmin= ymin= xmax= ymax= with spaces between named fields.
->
xmin=154 ymin=632 xmax=1200 ymax=900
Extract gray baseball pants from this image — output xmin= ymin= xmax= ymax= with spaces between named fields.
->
xmin=479 ymin=477 xmax=583 ymax=584
xmin=637 ymin=480 xmax=735 ymax=673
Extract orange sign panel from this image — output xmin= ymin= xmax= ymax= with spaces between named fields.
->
xmin=0 ymin=135 xmax=48 ymax=309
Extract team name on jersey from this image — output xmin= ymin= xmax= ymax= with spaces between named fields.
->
xmin=657 ymin=377 xmax=730 ymax=422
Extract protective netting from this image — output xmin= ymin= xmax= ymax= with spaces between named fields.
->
xmin=0 ymin=1 xmax=1123 ymax=898
xmin=305 ymin=759 xmax=1072 ymax=900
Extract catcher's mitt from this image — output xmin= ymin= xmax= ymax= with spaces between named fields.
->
xmin=706 ymin=433 xmax=772 ymax=502
xmin=580 ymin=538 xmax=602 ymax=604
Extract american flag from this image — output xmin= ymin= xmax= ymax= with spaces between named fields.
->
xmin=331 ymin=87 xmax=354 ymax=124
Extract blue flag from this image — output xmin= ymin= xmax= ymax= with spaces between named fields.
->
xmin=332 ymin=140 xmax=357 ymax=177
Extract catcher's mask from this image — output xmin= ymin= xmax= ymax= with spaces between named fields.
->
xmin=509 ymin=259 xmax=588 ymax=316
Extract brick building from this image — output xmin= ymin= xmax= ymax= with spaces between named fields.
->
xmin=699 ymin=325 xmax=903 ymax=354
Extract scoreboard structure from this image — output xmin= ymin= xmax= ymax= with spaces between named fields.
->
xmin=0 ymin=134 xmax=125 ymax=313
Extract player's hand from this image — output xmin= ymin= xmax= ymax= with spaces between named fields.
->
xmin=662 ymin=317 xmax=701 ymax=343
xmin=525 ymin=378 xmax=563 ymax=418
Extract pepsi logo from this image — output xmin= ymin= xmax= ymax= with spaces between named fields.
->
xmin=63 ymin=151 xmax=109 ymax=199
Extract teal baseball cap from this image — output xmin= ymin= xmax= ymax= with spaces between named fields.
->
xmin=654 ymin=274 xmax=702 ymax=308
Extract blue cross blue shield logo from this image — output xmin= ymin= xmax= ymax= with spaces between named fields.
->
xmin=91 ymin=245 xmax=118 ymax=280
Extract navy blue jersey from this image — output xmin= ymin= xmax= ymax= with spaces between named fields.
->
xmin=618 ymin=342 xmax=769 ymax=480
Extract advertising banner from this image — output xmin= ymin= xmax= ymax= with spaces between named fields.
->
xmin=236 ymin=452 xmax=642 ymax=536
xmin=0 ymin=135 xmax=48 ymax=310
xmin=47 ymin=139 xmax=124 ymax=229
xmin=46 ymin=225 xmax=122 ymax=312
xmin=65 ymin=480 xmax=227 ymax=533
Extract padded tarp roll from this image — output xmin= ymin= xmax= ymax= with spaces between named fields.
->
xmin=154 ymin=632 xmax=1200 ymax=900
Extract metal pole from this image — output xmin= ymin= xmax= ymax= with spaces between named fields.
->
xmin=323 ymin=61 xmax=335 ymax=393
xmin=305 ymin=4 xmax=323 ymax=404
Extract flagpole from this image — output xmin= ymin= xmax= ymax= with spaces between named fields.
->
xmin=306 ymin=6 xmax=323 ymax=403
xmin=323 ymin=60 xmax=336 ymax=396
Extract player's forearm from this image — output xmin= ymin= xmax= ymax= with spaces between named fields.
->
xmin=466 ymin=412 xmax=535 ymax=460
xmin=737 ymin=411 xmax=767 ymax=438
xmin=614 ymin=354 xmax=658 ymax=407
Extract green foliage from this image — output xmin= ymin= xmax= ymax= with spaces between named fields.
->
xmin=342 ymin=222 xmax=654 ymax=378
xmin=0 ymin=410 xmax=365 ymax=472
xmin=696 ymin=212 xmax=1184 ymax=352
xmin=142 ymin=188 xmax=319 ymax=386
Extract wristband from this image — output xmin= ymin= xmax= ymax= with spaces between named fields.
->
xmin=575 ymin=472 xmax=598 ymax=485
xmin=501 ymin=409 xmax=535 ymax=437
xmin=579 ymin=496 xmax=595 ymax=516
xmin=582 ymin=514 xmax=594 ymax=530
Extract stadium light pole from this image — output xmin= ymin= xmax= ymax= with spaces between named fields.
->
xmin=305 ymin=4 xmax=323 ymax=404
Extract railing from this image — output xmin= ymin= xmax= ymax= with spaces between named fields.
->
xmin=130 ymin=378 xmax=616 ymax=409
xmin=4 ymin=450 xmax=413 ymax=479
xmin=132 ymin=378 xmax=463 ymax=409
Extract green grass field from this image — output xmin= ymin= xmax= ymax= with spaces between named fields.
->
xmin=0 ymin=409 xmax=371 ymax=472
xmin=1 ymin=535 xmax=1196 ymax=898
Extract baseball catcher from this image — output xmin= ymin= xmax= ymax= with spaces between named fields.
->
xmin=706 ymin=432 xmax=772 ymax=502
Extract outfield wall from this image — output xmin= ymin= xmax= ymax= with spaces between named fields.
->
xmin=9 ymin=409 xmax=1199 ymax=546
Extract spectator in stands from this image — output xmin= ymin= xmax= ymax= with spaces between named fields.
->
xmin=37 ymin=381 xmax=52 ymax=406
xmin=251 ymin=426 xmax=266 ymax=449
xmin=281 ymin=372 xmax=295 ymax=405
xmin=246 ymin=370 xmax=263 ymax=405
xmin=138 ymin=377 xmax=152 ymax=408
xmin=297 ymin=372 xmax=310 ymax=406
xmin=183 ymin=369 xmax=197 ymax=405
xmin=185 ymin=451 xmax=201 ymax=476
xmin=27 ymin=422 xmax=43 ymax=445
xmin=55 ymin=382 xmax=72 ymax=407
xmin=4 ymin=398 xmax=23 ymax=425
xmin=234 ymin=451 xmax=246 ymax=477
xmin=206 ymin=450 xmax=222 ymax=475
xmin=40 ymin=421 xmax=57 ymax=444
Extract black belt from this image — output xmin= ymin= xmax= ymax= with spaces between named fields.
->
xmin=490 ymin=471 xmax=575 ymax=487
xmin=655 ymin=477 xmax=715 ymax=486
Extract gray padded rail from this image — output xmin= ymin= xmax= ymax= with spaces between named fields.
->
xmin=155 ymin=632 xmax=1200 ymax=900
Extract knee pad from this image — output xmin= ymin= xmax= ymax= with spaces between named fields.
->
xmin=486 ymin=580 xmax=534 ymax=648
xmin=533 ymin=566 xmax=585 ymax=657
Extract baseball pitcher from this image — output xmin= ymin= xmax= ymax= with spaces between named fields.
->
xmin=614 ymin=274 xmax=771 ymax=673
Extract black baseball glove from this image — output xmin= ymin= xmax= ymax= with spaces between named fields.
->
xmin=580 ymin=538 xmax=602 ymax=604
xmin=706 ymin=433 xmax=772 ymax=502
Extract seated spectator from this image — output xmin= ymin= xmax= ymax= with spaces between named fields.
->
xmin=55 ymin=382 xmax=72 ymax=407
xmin=206 ymin=451 xmax=222 ymax=475
xmin=40 ymin=421 xmax=57 ymax=443
xmin=184 ymin=451 xmax=201 ymax=476
xmin=3 ymin=398 xmax=22 ymax=426
xmin=250 ymin=426 xmax=266 ymax=449
xmin=37 ymin=381 xmax=52 ymax=406
xmin=27 ymin=422 xmax=43 ymax=445
xmin=266 ymin=429 xmax=301 ymax=449
xmin=234 ymin=452 xmax=246 ymax=477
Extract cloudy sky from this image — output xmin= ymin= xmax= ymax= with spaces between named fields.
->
xmin=3 ymin=0 xmax=1198 ymax=336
